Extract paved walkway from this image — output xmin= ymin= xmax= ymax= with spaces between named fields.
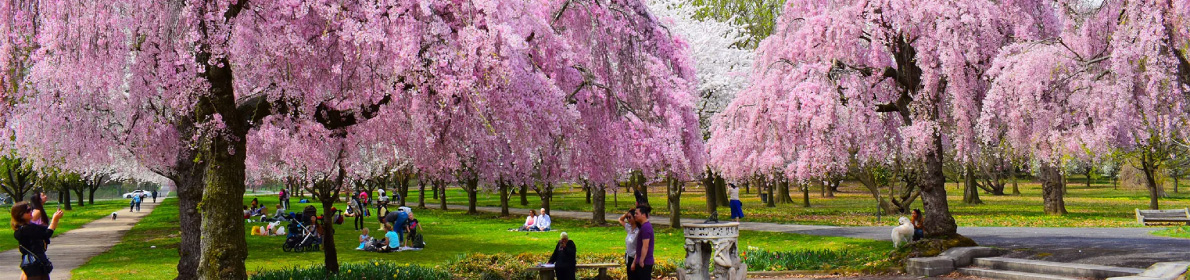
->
xmin=0 ymin=199 xmax=161 ymax=279
xmin=446 ymin=204 xmax=1190 ymax=268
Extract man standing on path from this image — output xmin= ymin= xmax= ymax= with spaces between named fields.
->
xmin=631 ymin=205 xmax=654 ymax=279
xmin=151 ymin=190 xmax=158 ymax=203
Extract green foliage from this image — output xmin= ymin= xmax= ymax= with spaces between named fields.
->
xmin=741 ymin=247 xmax=884 ymax=271
xmin=690 ymin=0 xmax=784 ymax=49
xmin=444 ymin=252 xmax=677 ymax=280
xmin=250 ymin=262 xmax=451 ymax=280
xmin=0 ymin=154 xmax=37 ymax=201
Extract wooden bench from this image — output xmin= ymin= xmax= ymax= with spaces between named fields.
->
xmin=1136 ymin=208 xmax=1190 ymax=225
xmin=527 ymin=263 xmax=619 ymax=280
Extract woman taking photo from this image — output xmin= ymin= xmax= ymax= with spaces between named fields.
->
xmin=12 ymin=201 xmax=64 ymax=280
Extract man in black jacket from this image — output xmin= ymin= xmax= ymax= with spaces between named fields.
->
xmin=548 ymin=232 xmax=577 ymax=280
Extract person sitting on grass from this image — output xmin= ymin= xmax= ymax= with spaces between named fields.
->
xmin=271 ymin=204 xmax=286 ymax=221
xmin=534 ymin=208 xmax=552 ymax=231
xmin=385 ymin=223 xmax=401 ymax=250
xmin=521 ymin=209 xmax=538 ymax=231
xmin=356 ymin=228 xmax=372 ymax=250
xmin=243 ymin=206 xmax=250 ymax=221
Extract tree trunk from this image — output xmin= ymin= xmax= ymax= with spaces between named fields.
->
xmin=73 ymin=185 xmax=85 ymax=207
xmin=1085 ymin=168 xmax=1093 ymax=189
xmin=694 ymin=170 xmax=714 ymax=220
xmin=1039 ymin=163 xmax=1068 ymax=215
xmin=198 ymin=130 xmax=249 ymax=280
xmin=417 ymin=179 xmax=426 ymax=209
xmin=398 ymin=175 xmax=411 ymax=207
xmin=963 ymin=165 xmax=982 ymax=204
xmin=1140 ymin=152 xmax=1162 ymax=210
xmin=464 ymin=178 xmax=478 ymax=214
xmin=765 ymin=178 xmax=775 ymax=208
xmin=921 ymin=135 xmax=958 ymax=237
xmin=519 ymin=183 xmax=529 ymax=206
xmin=702 ymin=169 xmax=717 ymax=220
xmin=777 ymin=179 xmax=793 ymax=204
xmin=714 ymin=174 xmax=729 ymax=207
xmin=585 ymin=184 xmax=592 ymax=204
xmin=62 ymin=188 xmax=73 ymax=210
xmin=499 ymin=182 xmax=510 ymax=217
xmin=437 ymin=180 xmax=447 ymax=211
xmin=174 ymin=174 xmax=204 ymax=280
xmin=319 ymin=196 xmax=339 ymax=274
xmin=743 ymin=181 xmax=749 ymax=194
xmin=667 ymin=178 xmax=682 ymax=229
xmin=432 ymin=181 xmax=439 ymax=200
xmin=1009 ymin=165 xmax=1020 ymax=195
xmin=592 ymin=185 xmax=606 ymax=225
xmin=537 ymin=183 xmax=554 ymax=215
xmin=88 ymin=187 xmax=97 ymax=205
xmin=801 ymin=183 xmax=810 ymax=207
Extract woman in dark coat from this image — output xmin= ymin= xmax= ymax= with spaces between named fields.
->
xmin=548 ymin=232 xmax=577 ymax=280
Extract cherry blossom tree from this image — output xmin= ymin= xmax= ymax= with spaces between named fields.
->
xmin=980 ymin=0 xmax=1190 ymax=212
xmin=709 ymin=0 xmax=1057 ymax=237
xmin=14 ymin=1 xmax=704 ymax=279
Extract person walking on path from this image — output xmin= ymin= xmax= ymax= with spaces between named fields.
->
xmin=547 ymin=232 xmax=577 ymax=280
xmin=618 ymin=208 xmax=639 ymax=278
xmin=12 ymin=201 xmax=64 ymax=280
xmin=151 ymin=190 xmax=158 ymax=203
xmin=631 ymin=206 xmax=655 ymax=280
xmin=130 ymin=194 xmax=142 ymax=212
xmin=728 ymin=183 xmax=744 ymax=222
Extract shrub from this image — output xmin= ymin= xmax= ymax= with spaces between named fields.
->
xmin=251 ymin=261 xmax=451 ymax=280
xmin=445 ymin=252 xmax=678 ymax=280
xmin=741 ymin=246 xmax=885 ymax=271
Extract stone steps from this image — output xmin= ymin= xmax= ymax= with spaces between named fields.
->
xmin=968 ymin=257 xmax=1145 ymax=279
xmin=958 ymin=267 xmax=1084 ymax=280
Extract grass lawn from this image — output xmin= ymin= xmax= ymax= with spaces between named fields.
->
xmin=428 ymin=179 xmax=1190 ymax=227
xmin=1153 ymin=226 xmax=1190 ymax=239
xmin=73 ymin=195 xmax=890 ymax=279
xmin=0 ymin=199 xmax=132 ymax=251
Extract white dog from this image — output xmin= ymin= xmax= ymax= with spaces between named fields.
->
xmin=891 ymin=216 xmax=914 ymax=248
xmin=111 ymin=212 xmax=118 ymax=220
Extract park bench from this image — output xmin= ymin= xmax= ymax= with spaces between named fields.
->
xmin=1135 ymin=208 xmax=1190 ymax=225
xmin=527 ymin=263 xmax=619 ymax=280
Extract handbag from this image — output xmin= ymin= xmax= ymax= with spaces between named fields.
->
xmin=18 ymin=243 xmax=53 ymax=276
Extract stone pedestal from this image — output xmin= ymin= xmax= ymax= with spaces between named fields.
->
xmin=678 ymin=222 xmax=747 ymax=280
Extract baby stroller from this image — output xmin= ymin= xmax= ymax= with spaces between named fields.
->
xmin=282 ymin=207 xmax=322 ymax=252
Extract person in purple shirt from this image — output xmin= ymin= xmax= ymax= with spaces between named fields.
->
xmin=631 ymin=205 xmax=654 ymax=279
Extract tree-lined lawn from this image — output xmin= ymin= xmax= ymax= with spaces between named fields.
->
xmin=422 ymin=179 xmax=1190 ymax=227
xmin=73 ymin=195 xmax=890 ymax=279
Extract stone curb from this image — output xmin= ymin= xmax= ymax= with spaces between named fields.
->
xmin=906 ymin=246 xmax=1001 ymax=277
xmin=1107 ymin=262 xmax=1190 ymax=280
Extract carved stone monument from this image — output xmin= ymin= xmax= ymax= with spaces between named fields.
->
xmin=678 ymin=222 xmax=747 ymax=280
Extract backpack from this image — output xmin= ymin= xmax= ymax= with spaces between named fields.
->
xmin=408 ymin=232 xmax=425 ymax=248
xmin=333 ymin=211 xmax=344 ymax=225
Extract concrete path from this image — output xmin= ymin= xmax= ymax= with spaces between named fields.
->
xmin=445 ymin=205 xmax=1190 ymax=268
xmin=0 ymin=199 xmax=161 ymax=279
